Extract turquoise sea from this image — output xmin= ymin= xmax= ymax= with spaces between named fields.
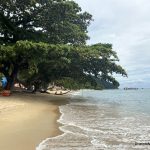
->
xmin=37 ymin=89 xmax=150 ymax=150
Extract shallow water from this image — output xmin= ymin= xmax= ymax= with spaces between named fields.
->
xmin=38 ymin=89 xmax=150 ymax=150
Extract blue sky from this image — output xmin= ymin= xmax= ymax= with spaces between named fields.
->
xmin=75 ymin=0 xmax=150 ymax=88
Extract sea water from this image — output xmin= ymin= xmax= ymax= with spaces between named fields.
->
xmin=37 ymin=89 xmax=150 ymax=150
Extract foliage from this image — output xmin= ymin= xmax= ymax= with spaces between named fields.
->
xmin=0 ymin=0 xmax=127 ymax=90
xmin=54 ymin=77 xmax=83 ymax=90
xmin=0 ymin=41 xmax=48 ymax=89
xmin=0 ymin=0 xmax=92 ymax=44
xmin=0 ymin=41 xmax=127 ymax=90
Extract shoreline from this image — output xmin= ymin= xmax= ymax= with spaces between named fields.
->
xmin=0 ymin=92 xmax=70 ymax=150
xmin=36 ymin=90 xmax=79 ymax=150
xmin=35 ymin=89 xmax=150 ymax=150
xmin=36 ymin=105 xmax=67 ymax=150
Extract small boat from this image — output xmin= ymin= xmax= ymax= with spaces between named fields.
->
xmin=55 ymin=90 xmax=70 ymax=95
xmin=46 ymin=90 xmax=70 ymax=95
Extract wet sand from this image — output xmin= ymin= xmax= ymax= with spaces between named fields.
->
xmin=0 ymin=93 xmax=69 ymax=150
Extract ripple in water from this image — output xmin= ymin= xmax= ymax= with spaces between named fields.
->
xmin=37 ymin=89 xmax=150 ymax=150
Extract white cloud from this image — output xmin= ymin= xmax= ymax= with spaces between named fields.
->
xmin=75 ymin=0 xmax=150 ymax=88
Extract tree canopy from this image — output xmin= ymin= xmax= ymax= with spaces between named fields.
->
xmin=0 ymin=41 xmax=127 ymax=90
xmin=0 ymin=0 xmax=92 ymax=44
xmin=0 ymin=0 xmax=127 ymax=90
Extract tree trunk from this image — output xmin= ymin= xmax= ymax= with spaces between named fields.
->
xmin=5 ymin=64 xmax=18 ymax=90
xmin=5 ymin=77 xmax=14 ymax=90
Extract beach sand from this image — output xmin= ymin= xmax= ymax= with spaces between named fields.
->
xmin=0 ymin=93 xmax=69 ymax=150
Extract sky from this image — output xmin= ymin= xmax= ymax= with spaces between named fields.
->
xmin=75 ymin=0 xmax=150 ymax=88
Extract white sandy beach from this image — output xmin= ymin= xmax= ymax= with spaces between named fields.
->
xmin=0 ymin=93 xmax=69 ymax=150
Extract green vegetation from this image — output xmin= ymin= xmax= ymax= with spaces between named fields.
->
xmin=0 ymin=0 xmax=127 ymax=90
xmin=0 ymin=0 xmax=91 ymax=44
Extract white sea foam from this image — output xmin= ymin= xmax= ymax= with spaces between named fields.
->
xmin=36 ymin=89 xmax=150 ymax=150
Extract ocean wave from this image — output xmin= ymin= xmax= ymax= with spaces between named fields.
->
xmin=36 ymin=90 xmax=150 ymax=150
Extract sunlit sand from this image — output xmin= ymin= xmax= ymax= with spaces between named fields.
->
xmin=0 ymin=93 xmax=68 ymax=150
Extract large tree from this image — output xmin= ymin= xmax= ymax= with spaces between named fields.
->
xmin=0 ymin=0 xmax=127 ymax=90
xmin=0 ymin=0 xmax=92 ymax=89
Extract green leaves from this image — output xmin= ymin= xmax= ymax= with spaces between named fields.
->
xmin=0 ymin=41 xmax=127 ymax=89
xmin=0 ymin=0 xmax=92 ymax=44
xmin=15 ymin=40 xmax=47 ymax=60
xmin=0 ymin=0 xmax=127 ymax=89
xmin=0 ymin=45 xmax=15 ymax=61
